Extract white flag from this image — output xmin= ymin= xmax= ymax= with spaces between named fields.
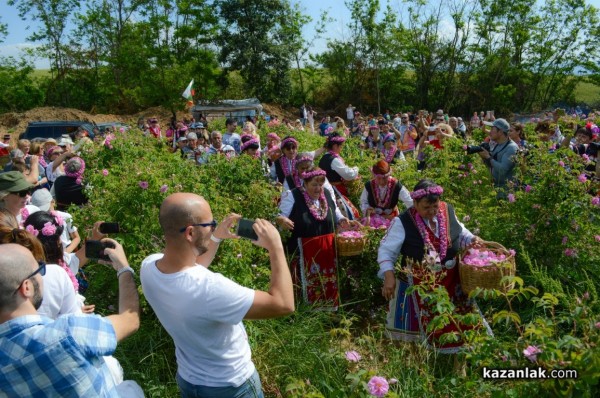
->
xmin=182 ymin=79 xmax=194 ymax=100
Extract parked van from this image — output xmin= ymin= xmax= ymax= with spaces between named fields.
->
xmin=19 ymin=121 xmax=96 ymax=141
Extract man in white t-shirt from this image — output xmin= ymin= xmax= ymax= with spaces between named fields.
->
xmin=140 ymin=193 xmax=293 ymax=398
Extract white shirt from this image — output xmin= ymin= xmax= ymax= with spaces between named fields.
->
xmin=346 ymin=107 xmax=355 ymax=120
xmin=376 ymin=214 xmax=474 ymax=278
xmin=279 ymin=189 xmax=346 ymax=222
xmin=45 ymin=161 xmax=65 ymax=183
xmin=37 ymin=263 xmax=82 ymax=319
xmin=140 ymin=253 xmax=256 ymax=387
xmin=331 ymin=157 xmax=359 ymax=180
xmin=359 ymin=183 xmax=413 ymax=214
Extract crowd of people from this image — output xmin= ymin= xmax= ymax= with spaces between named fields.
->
xmin=0 ymin=104 xmax=599 ymax=397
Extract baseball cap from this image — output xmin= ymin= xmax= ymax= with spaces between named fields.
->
xmin=186 ymin=132 xmax=198 ymax=140
xmin=30 ymin=188 xmax=53 ymax=211
xmin=178 ymin=136 xmax=188 ymax=143
xmin=483 ymin=118 xmax=510 ymax=134
xmin=0 ymin=171 xmax=34 ymax=192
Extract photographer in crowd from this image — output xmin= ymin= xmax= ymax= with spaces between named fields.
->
xmin=478 ymin=118 xmax=518 ymax=199
xmin=140 ymin=193 xmax=294 ymax=397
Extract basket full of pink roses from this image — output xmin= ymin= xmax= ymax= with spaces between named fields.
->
xmin=336 ymin=229 xmax=367 ymax=257
xmin=459 ymin=241 xmax=516 ymax=294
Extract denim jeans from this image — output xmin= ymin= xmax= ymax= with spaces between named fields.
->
xmin=177 ymin=370 xmax=264 ymax=398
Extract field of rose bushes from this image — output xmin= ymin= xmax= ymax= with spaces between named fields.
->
xmin=69 ymin=117 xmax=600 ymax=397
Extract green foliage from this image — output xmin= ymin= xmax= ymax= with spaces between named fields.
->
xmin=65 ymin=115 xmax=600 ymax=396
xmin=0 ymin=57 xmax=45 ymax=112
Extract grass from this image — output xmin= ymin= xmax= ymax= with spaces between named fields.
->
xmin=573 ymin=80 xmax=600 ymax=106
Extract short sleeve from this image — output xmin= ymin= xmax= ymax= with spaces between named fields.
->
xmin=203 ymin=273 xmax=255 ymax=324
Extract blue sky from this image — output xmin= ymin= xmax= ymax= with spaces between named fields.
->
xmin=1 ymin=0 xmax=599 ymax=69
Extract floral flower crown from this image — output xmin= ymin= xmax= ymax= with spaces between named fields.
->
xmin=267 ymin=133 xmax=280 ymax=141
xmin=296 ymin=155 xmax=313 ymax=164
xmin=301 ymin=169 xmax=327 ymax=180
xmin=241 ymin=138 xmax=259 ymax=152
xmin=281 ymin=137 xmax=298 ymax=148
xmin=410 ymin=186 xmax=443 ymax=199
xmin=64 ymin=157 xmax=86 ymax=185
xmin=369 ymin=125 xmax=380 ymax=130
xmin=25 ymin=211 xmax=64 ymax=237
xmin=371 ymin=170 xmax=391 ymax=178
xmin=328 ymin=135 xmax=346 ymax=143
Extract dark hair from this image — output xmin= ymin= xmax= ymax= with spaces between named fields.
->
xmin=413 ymin=179 xmax=442 ymax=203
xmin=23 ymin=211 xmax=64 ymax=264
xmin=577 ymin=127 xmax=592 ymax=139
xmin=281 ymin=136 xmax=298 ymax=150
xmin=325 ymin=132 xmax=344 ymax=150
xmin=225 ymin=118 xmax=236 ymax=126
xmin=512 ymin=123 xmax=525 ymax=140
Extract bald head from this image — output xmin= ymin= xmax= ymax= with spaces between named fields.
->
xmin=159 ymin=193 xmax=212 ymax=238
xmin=0 ymin=244 xmax=38 ymax=312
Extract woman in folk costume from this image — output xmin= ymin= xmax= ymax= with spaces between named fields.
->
xmin=360 ymin=160 xmax=413 ymax=228
xmin=282 ymin=153 xmax=335 ymax=198
xmin=277 ymin=167 xmax=358 ymax=310
xmin=271 ymin=136 xmax=325 ymax=184
xmin=377 ymin=179 xmax=491 ymax=353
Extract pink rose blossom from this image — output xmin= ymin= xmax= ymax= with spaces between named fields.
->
xmin=595 ymin=322 xmax=600 ymax=329
xmin=462 ymin=145 xmax=468 ymax=150
xmin=102 ymin=169 xmax=109 ymax=176
xmin=595 ymin=235 xmax=600 ymax=242
xmin=508 ymin=194 xmax=516 ymax=203
xmin=564 ymin=248 xmax=576 ymax=257
xmin=463 ymin=215 xmax=470 ymax=222
xmin=138 ymin=181 xmax=149 ymax=190
xmin=591 ymin=197 xmax=600 ymax=206
xmin=525 ymin=185 xmax=532 ymax=193
xmin=41 ymin=222 xmax=57 ymax=236
xmin=583 ymin=292 xmax=590 ymax=300
xmin=582 ymin=154 xmax=590 ymax=162
xmin=558 ymin=160 xmax=565 ymax=167
xmin=25 ymin=225 xmax=39 ymax=237
xmin=160 ymin=184 xmax=168 ymax=193
xmin=578 ymin=174 xmax=587 ymax=183
xmin=523 ymin=345 xmax=542 ymax=362
xmin=237 ymin=253 xmax=242 ymax=258
xmin=562 ymin=236 xmax=568 ymax=245
xmin=367 ymin=376 xmax=389 ymax=397
xmin=509 ymin=249 xmax=516 ymax=257
xmin=345 ymin=350 xmax=361 ymax=362
xmin=468 ymin=163 xmax=473 ymax=169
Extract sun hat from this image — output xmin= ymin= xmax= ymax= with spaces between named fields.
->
xmin=0 ymin=171 xmax=34 ymax=193
xmin=30 ymin=188 xmax=53 ymax=211
xmin=57 ymin=135 xmax=75 ymax=146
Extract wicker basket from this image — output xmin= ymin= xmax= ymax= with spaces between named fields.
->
xmin=459 ymin=241 xmax=516 ymax=294
xmin=336 ymin=231 xmax=367 ymax=257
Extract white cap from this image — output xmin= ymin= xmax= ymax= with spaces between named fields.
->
xmin=30 ymin=188 xmax=53 ymax=211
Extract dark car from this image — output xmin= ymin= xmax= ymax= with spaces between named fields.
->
xmin=96 ymin=122 xmax=130 ymax=133
xmin=19 ymin=121 xmax=96 ymax=141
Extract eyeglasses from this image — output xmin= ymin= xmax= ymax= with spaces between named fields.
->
xmin=13 ymin=261 xmax=46 ymax=295
xmin=12 ymin=190 xmax=32 ymax=198
xmin=179 ymin=220 xmax=217 ymax=233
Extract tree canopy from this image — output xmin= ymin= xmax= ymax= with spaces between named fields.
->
xmin=1 ymin=0 xmax=599 ymax=114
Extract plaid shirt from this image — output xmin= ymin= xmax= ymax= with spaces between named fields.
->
xmin=0 ymin=314 xmax=118 ymax=397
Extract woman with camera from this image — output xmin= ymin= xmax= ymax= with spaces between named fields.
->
xmin=276 ymin=166 xmax=358 ymax=310
xmin=478 ymin=119 xmax=519 ymax=199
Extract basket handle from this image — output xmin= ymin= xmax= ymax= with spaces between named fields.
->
xmin=480 ymin=240 xmax=509 ymax=254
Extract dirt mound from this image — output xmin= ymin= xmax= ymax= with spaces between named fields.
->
xmin=262 ymin=103 xmax=298 ymax=122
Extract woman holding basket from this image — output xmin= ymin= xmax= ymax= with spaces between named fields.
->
xmin=377 ymin=179 xmax=488 ymax=353
xmin=277 ymin=166 xmax=358 ymax=310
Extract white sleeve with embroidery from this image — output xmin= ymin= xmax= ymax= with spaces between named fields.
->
xmin=376 ymin=217 xmax=405 ymax=278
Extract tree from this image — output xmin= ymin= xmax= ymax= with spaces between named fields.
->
xmin=216 ymin=0 xmax=304 ymax=103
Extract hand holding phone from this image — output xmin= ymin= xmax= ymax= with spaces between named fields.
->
xmin=236 ymin=218 xmax=259 ymax=241
xmin=86 ymin=240 xmax=116 ymax=261
xmin=99 ymin=222 xmax=120 ymax=234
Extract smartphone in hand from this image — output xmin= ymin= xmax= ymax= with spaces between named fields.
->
xmin=236 ymin=218 xmax=258 ymax=241
xmin=99 ymin=222 xmax=120 ymax=234
xmin=85 ymin=240 xmax=115 ymax=261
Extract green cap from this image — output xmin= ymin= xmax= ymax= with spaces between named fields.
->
xmin=0 ymin=171 xmax=34 ymax=193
